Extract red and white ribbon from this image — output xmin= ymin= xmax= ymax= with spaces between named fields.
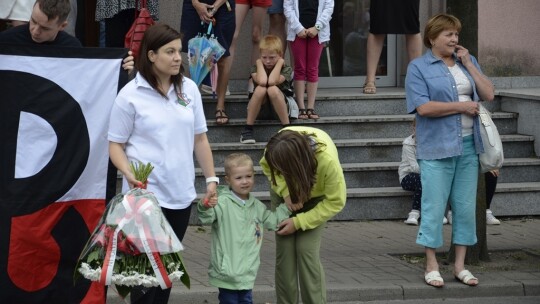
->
xmin=100 ymin=193 xmax=172 ymax=289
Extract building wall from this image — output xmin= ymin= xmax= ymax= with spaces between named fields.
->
xmin=478 ymin=0 xmax=540 ymax=76
xmin=158 ymin=0 xmax=539 ymax=89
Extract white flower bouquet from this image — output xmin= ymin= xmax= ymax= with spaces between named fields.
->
xmin=75 ymin=188 xmax=190 ymax=298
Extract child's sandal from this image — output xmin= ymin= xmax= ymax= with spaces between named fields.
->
xmin=306 ymin=108 xmax=320 ymax=119
xmin=298 ymin=109 xmax=308 ymax=119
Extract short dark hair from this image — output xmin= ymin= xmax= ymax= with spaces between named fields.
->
xmin=35 ymin=0 xmax=71 ymax=24
xmin=137 ymin=23 xmax=183 ymax=98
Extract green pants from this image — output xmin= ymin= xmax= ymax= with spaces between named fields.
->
xmin=275 ymin=223 xmax=326 ymax=304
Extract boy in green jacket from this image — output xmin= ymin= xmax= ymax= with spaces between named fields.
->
xmin=198 ymin=153 xmax=291 ymax=303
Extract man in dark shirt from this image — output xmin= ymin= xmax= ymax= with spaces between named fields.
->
xmin=0 ymin=0 xmax=134 ymax=69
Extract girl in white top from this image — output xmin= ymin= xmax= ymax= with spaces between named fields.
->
xmin=107 ymin=24 xmax=218 ymax=304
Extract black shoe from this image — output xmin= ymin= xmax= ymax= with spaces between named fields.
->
xmin=240 ymin=129 xmax=256 ymax=144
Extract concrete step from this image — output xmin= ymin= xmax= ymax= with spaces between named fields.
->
xmin=207 ymin=134 xmax=536 ymax=167
xmin=202 ymin=94 xmax=411 ymax=118
xmin=204 ymin=112 xmax=518 ymax=143
xmin=190 ymin=157 xmax=540 ymax=192
xmin=184 ymin=182 xmax=540 ymax=224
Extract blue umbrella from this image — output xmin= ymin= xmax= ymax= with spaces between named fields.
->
xmin=187 ymin=22 xmax=225 ymax=86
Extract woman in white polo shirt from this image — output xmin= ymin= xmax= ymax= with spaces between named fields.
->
xmin=107 ymin=23 xmax=218 ymax=304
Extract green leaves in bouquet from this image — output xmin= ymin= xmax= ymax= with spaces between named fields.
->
xmin=130 ymin=161 xmax=154 ymax=185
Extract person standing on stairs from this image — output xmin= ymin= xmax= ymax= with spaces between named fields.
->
xmin=405 ymin=14 xmax=494 ymax=288
xmin=363 ymin=0 xmax=422 ymax=94
xmin=181 ymin=0 xmax=235 ymax=125
xmin=284 ymin=0 xmax=334 ymax=120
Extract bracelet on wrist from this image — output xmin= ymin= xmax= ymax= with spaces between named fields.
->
xmin=206 ymin=176 xmax=220 ymax=185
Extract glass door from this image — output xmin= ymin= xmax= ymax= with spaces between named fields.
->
xmin=318 ymin=0 xmax=396 ymax=88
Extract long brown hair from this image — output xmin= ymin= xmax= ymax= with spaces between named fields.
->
xmin=264 ymin=130 xmax=325 ymax=204
xmin=137 ymin=23 xmax=183 ymax=98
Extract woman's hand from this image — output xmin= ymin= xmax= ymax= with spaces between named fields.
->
xmin=284 ymin=196 xmax=304 ymax=212
xmin=124 ymin=171 xmax=141 ymax=189
xmin=455 ymin=45 xmax=472 ymax=67
xmin=276 ymin=218 xmax=297 ymax=235
xmin=193 ymin=0 xmax=214 ymax=23
xmin=460 ymin=101 xmax=479 ymax=116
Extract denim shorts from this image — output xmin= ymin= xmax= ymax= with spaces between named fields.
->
xmin=267 ymin=0 xmax=284 ymax=14
xmin=237 ymin=0 xmax=272 ymax=7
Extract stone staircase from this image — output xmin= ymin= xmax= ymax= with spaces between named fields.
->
xmin=189 ymin=91 xmax=540 ymax=222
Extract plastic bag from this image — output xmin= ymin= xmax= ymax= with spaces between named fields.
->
xmin=75 ymin=188 xmax=190 ymax=298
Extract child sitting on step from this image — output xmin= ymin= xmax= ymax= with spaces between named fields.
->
xmin=240 ymin=35 xmax=293 ymax=144
xmin=399 ymin=120 xmax=448 ymax=225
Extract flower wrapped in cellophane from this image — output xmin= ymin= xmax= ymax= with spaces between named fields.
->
xmin=75 ymin=188 xmax=190 ymax=298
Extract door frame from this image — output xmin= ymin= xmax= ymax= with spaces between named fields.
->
xmin=318 ymin=35 xmax=397 ymax=88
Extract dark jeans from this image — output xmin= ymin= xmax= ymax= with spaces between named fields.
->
xmin=130 ymin=205 xmax=192 ymax=304
xmin=401 ymin=172 xmax=422 ymax=211
xmin=485 ymin=172 xmax=498 ymax=209
xmin=218 ymin=288 xmax=253 ymax=304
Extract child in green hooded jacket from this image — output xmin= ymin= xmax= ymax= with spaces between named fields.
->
xmin=198 ymin=153 xmax=290 ymax=303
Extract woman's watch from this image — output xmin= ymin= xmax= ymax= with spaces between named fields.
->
xmin=206 ymin=177 xmax=220 ymax=185
xmin=315 ymin=24 xmax=322 ymax=31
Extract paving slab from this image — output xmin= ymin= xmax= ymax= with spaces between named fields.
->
xmin=107 ymin=218 xmax=540 ymax=303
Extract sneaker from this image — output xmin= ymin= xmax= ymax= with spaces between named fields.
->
xmin=200 ymin=84 xmax=212 ymax=95
xmin=443 ymin=216 xmax=448 ymax=225
xmin=404 ymin=210 xmax=420 ymax=225
xmin=486 ymin=209 xmax=501 ymax=225
xmin=447 ymin=210 xmax=452 ymax=225
xmin=240 ymin=129 xmax=256 ymax=144
xmin=201 ymin=84 xmax=230 ymax=96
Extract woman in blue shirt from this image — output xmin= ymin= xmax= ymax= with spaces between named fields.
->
xmin=405 ymin=14 xmax=494 ymax=288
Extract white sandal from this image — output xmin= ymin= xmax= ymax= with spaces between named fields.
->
xmin=455 ymin=269 xmax=478 ymax=286
xmin=424 ymin=270 xmax=444 ymax=287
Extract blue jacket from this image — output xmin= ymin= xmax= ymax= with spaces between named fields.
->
xmin=405 ymin=49 xmax=485 ymax=160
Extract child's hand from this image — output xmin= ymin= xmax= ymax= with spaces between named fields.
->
xmin=306 ymin=27 xmax=319 ymax=38
xmin=202 ymin=184 xmax=218 ymax=208
xmin=203 ymin=197 xmax=217 ymax=208
xmin=277 ymin=218 xmax=297 ymax=235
